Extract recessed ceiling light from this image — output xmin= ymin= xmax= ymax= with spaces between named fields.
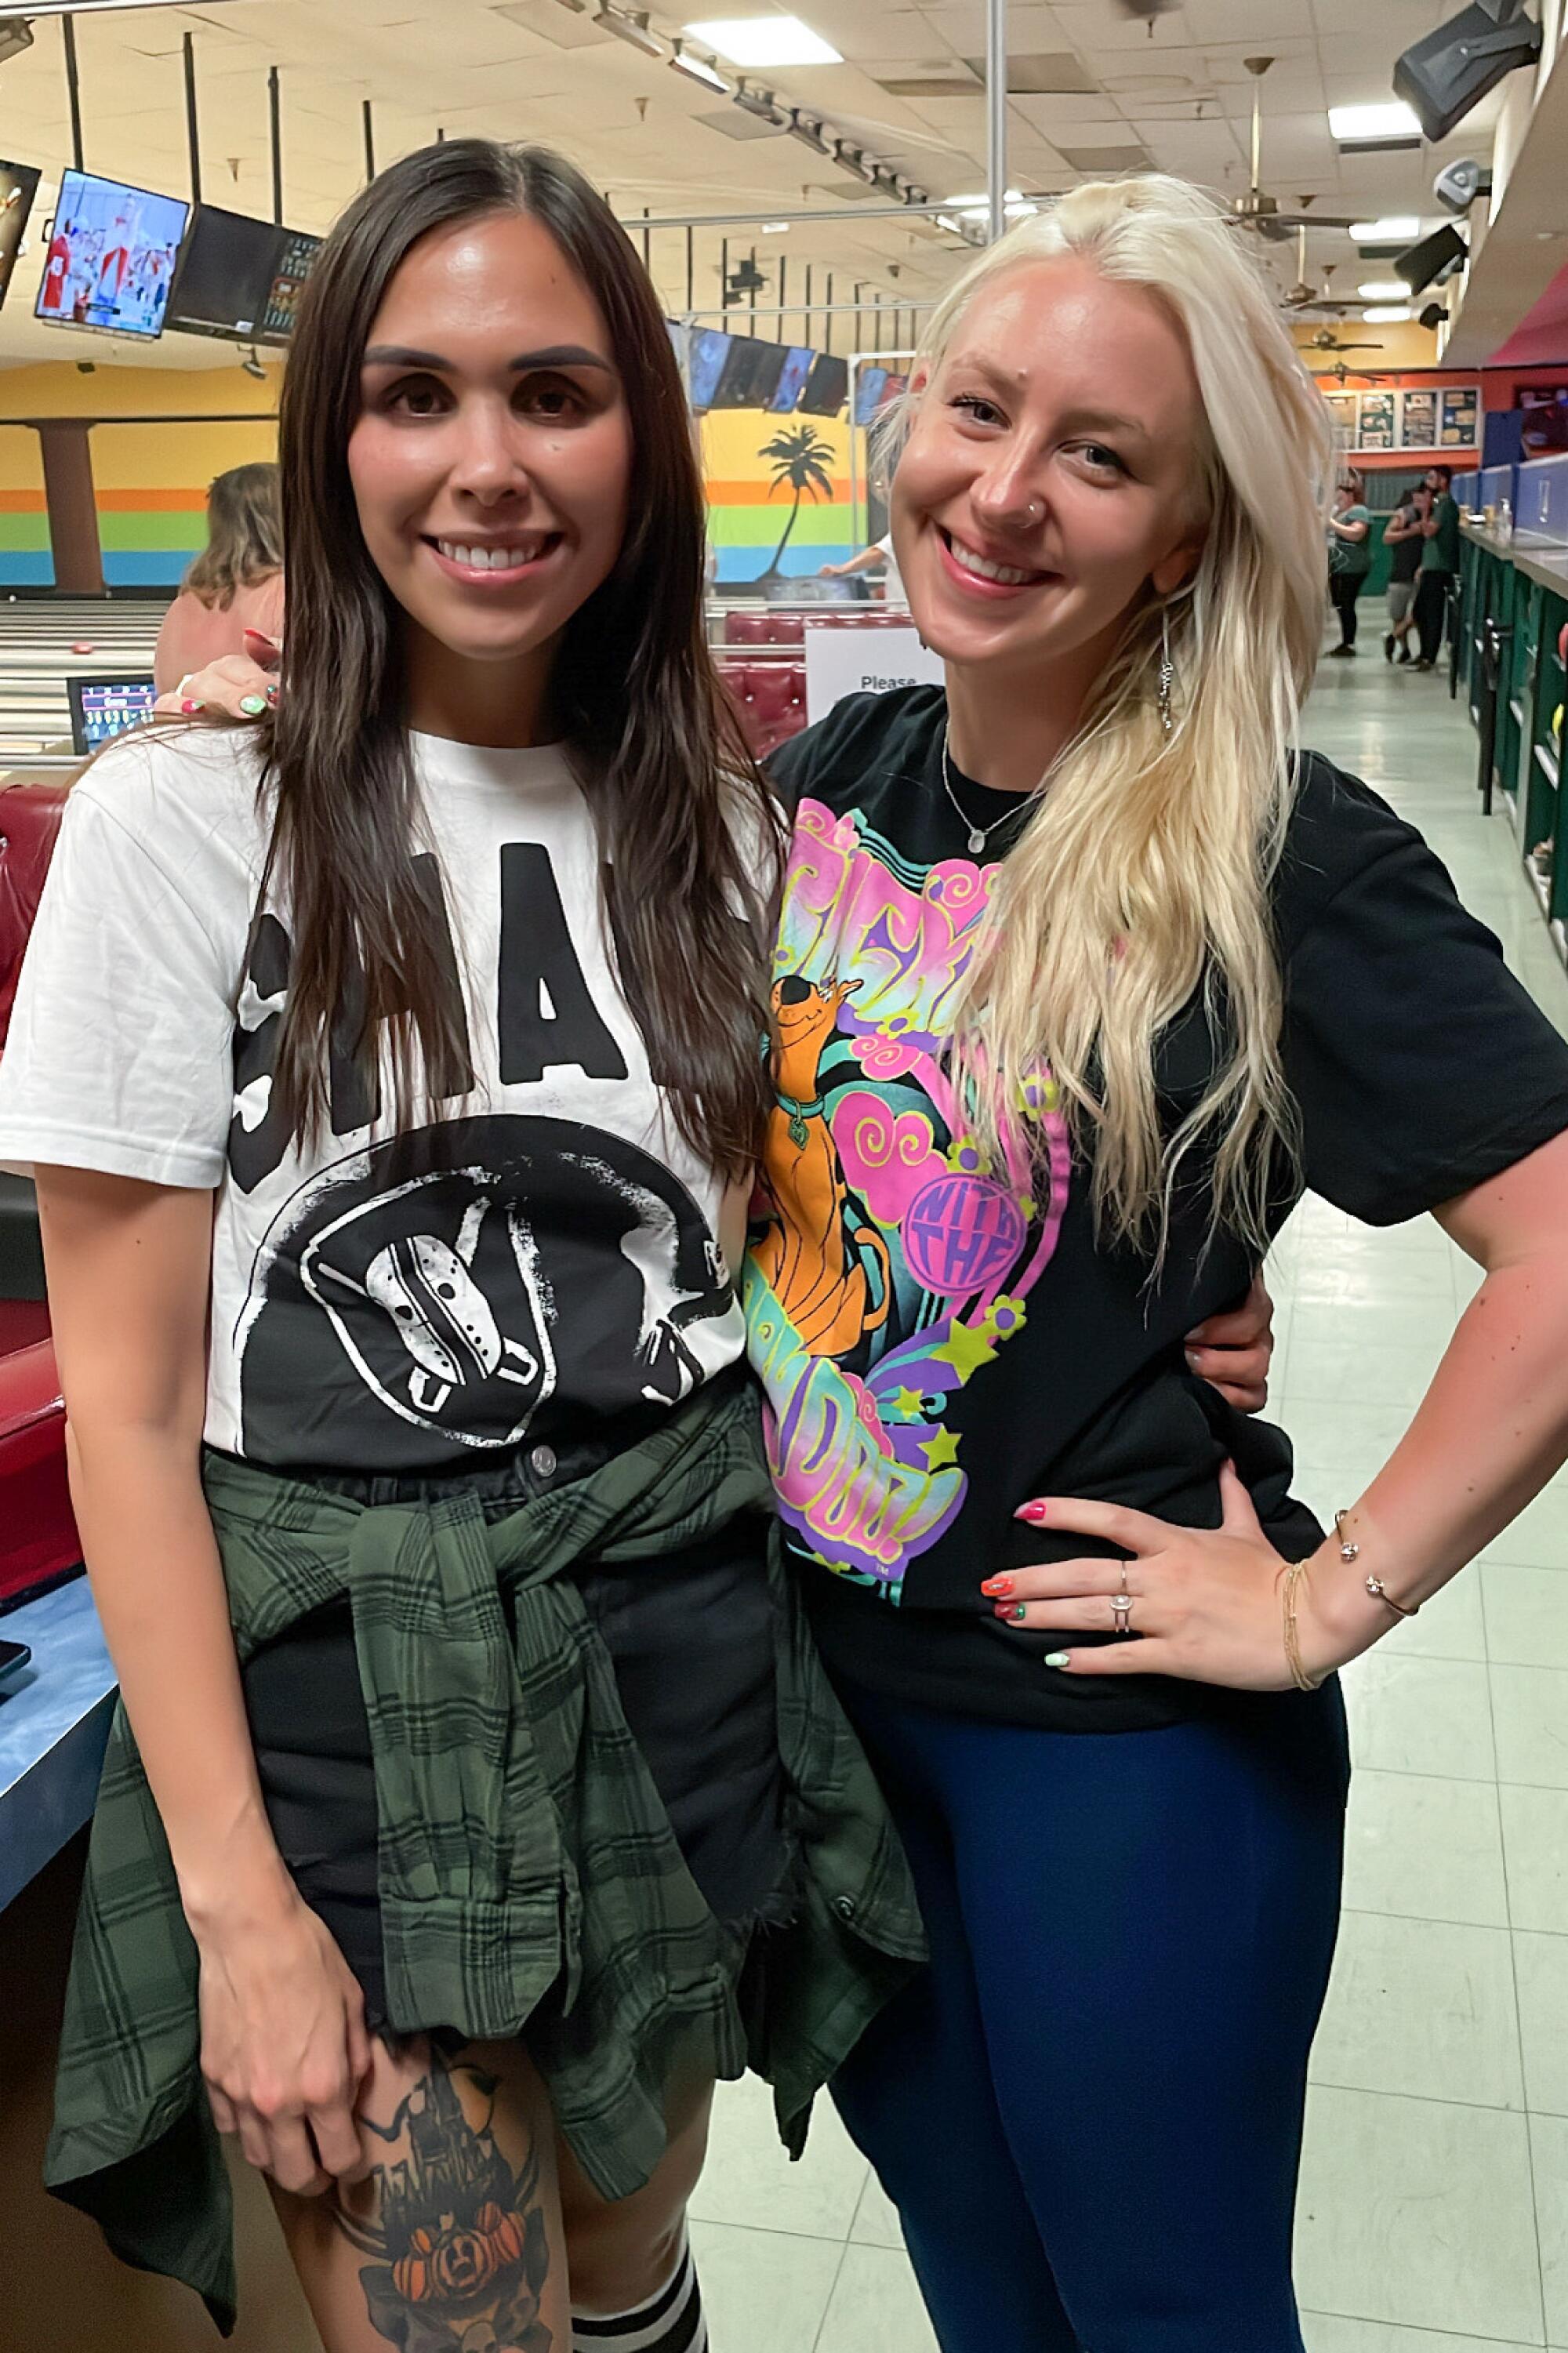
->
xmin=1328 ymin=101 xmax=1421 ymax=142
xmin=1356 ymin=280 xmax=1407 ymax=298
xmin=761 ymin=220 xmax=791 ymax=233
xmin=1363 ymin=306 xmax=1412 ymax=323
xmin=686 ymin=16 xmax=842 ymax=68
xmin=1350 ymin=216 xmax=1421 ymax=241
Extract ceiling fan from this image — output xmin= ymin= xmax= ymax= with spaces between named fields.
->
xmin=1311 ymin=358 xmax=1392 ymax=384
xmin=1229 ymin=56 xmax=1359 ymax=242
xmin=1299 ymin=326 xmax=1385 ymax=352
xmin=1278 ymin=231 xmax=1353 ymax=315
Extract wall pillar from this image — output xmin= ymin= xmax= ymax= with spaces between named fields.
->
xmin=35 ymin=421 xmax=104 ymax=596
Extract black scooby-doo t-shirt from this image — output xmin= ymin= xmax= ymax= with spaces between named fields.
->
xmin=749 ymin=685 xmax=1568 ymax=1730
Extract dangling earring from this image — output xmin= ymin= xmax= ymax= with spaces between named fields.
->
xmin=1157 ymin=602 xmax=1175 ymax=738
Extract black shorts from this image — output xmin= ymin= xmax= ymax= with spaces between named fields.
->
xmin=241 ymin=1446 xmax=787 ymax=2035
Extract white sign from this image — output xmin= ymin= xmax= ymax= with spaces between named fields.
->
xmin=804 ymin=623 xmax=946 ymax=724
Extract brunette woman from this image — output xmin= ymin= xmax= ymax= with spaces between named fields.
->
xmin=0 ymin=142 xmax=928 ymax=2353
xmin=152 ymin=461 xmax=287 ymax=695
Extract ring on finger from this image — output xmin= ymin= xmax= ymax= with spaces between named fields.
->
xmin=1111 ymin=1589 xmax=1134 ymax=1635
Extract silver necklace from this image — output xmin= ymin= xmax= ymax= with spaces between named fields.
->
xmin=941 ymin=724 xmax=1032 ymax=858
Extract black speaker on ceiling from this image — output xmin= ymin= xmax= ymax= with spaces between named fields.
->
xmin=1393 ymin=1 xmax=1544 ymax=143
xmin=1396 ymin=222 xmax=1469 ymax=295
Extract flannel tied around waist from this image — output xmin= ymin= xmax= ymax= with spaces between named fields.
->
xmin=43 ymin=1376 xmax=924 ymax=2336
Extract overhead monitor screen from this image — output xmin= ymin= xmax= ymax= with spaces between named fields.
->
xmin=713 ymin=336 xmax=786 ymax=409
xmin=688 ymin=327 xmax=732 ymax=411
xmin=166 ymin=204 xmax=284 ymax=340
xmin=746 ymin=340 xmax=789 ymax=408
xmin=67 ymin=674 xmax=157 ymax=755
xmin=852 ymin=366 xmax=891 ymax=427
xmin=769 ymin=345 xmax=815 ymax=412
xmin=798 ymin=352 xmax=848 ymax=417
xmin=256 ymin=227 xmax=322 ymax=346
xmin=0 ymin=160 xmax=42 ymax=313
xmin=36 ymin=169 xmax=189 ymax=337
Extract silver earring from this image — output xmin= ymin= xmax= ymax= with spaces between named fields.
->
xmin=1157 ymin=603 xmax=1175 ymax=737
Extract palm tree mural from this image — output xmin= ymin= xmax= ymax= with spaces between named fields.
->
xmin=754 ymin=423 xmax=836 ymax=585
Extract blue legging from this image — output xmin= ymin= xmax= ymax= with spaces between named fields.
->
xmin=829 ymin=1680 xmax=1349 ymax=2353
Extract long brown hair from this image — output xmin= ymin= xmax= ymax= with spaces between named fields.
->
xmin=258 ymin=140 xmax=779 ymax=1178
xmin=183 ymin=461 xmax=283 ymax=608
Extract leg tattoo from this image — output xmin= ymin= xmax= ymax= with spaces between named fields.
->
xmin=333 ymin=2047 xmax=554 ymax=2353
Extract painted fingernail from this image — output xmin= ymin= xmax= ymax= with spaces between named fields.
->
xmin=239 ymin=694 xmax=267 ymax=715
xmin=1015 ymin=1501 xmax=1048 ymax=1524
xmin=1044 ymin=1651 xmax=1071 ymax=1669
xmin=981 ymin=1575 xmax=1013 ymax=1596
xmin=180 ymin=697 xmax=205 ymax=713
xmin=1185 ymin=1349 xmax=1201 ymax=1369
xmin=994 ymin=1601 xmax=1027 ymax=1621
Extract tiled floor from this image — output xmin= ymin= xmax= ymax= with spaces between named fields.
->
xmin=692 ymin=640 xmax=1568 ymax=2351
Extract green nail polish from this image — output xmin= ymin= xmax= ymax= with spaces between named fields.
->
xmin=239 ymin=694 xmax=267 ymax=715
xmin=1044 ymin=1651 xmax=1070 ymax=1669
xmin=1011 ymin=1603 xmax=1027 ymax=1622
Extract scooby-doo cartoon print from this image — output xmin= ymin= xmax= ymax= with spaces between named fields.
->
xmin=745 ymin=795 xmax=1073 ymax=1598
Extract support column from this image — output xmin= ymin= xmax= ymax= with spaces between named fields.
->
xmin=36 ymin=423 xmax=104 ymax=596
xmin=987 ymin=0 xmax=1008 ymax=245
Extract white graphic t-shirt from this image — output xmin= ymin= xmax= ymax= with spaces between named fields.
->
xmin=0 ymin=726 xmax=748 ymax=1471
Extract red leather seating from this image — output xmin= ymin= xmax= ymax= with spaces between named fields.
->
xmin=0 ymin=1340 xmax=79 ymax=1606
xmin=724 ymin=611 xmax=807 ymax=647
xmin=0 ymin=779 xmax=67 ymax=1052
xmin=718 ymin=659 xmax=808 ymax=759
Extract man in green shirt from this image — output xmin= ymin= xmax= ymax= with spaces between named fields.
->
xmin=1414 ymin=463 xmax=1461 ymax=670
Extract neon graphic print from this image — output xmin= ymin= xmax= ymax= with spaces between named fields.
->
xmin=746 ymin=795 xmax=1072 ymax=1597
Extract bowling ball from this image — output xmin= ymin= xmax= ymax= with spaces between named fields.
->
xmin=69 ymin=640 xmax=94 ymax=654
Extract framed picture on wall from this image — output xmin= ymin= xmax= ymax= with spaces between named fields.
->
xmin=1323 ymin=390 xmax=1356 ymax=445
xmin=1357 ymin=390 xmax=1396 ymax=450
xmin=1440 ymin=387 xmax=1479 ymax=447
xmin=1517 ymin=386 xmax=1568 ymax=456
xmin=1400 ymin=390 xmax=1438 ymax=448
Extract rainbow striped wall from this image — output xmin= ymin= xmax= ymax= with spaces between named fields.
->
xmin=700 ymin=405 xmax=864 ymax=587
xmin=0 ymin=365 xmax=279 ymax=590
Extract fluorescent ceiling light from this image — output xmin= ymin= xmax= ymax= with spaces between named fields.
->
xmin=1350 ymin=215 xmax=1421 ymax=241
xmin=597 ymin=4 xmax=664 ymax=54
xmin=950 ymin=189 xmax=1024 ymax=208
xmin=686 ymin=15 xmax=842 ymax=68
xmin=1356 ymin=280 xmax=1407 ymax=298
xmin=761 ymin=220 xmax=790 ymax=233
xmin=1362 ymin=306 xmax=1412 ymax=323
xmin=670 ymin=37 xmax=730 ymax=91
xmin=1328 ymin=101 xmax=1421 ymax=142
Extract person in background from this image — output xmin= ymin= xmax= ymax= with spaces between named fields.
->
xmin=819 ymin=532 xmax=907 ymax=604
xmin=152 ymin=463 xmax=287 ymax=698
xmin=1324 ymin=476 xmax=1370 ymax=656
xmin=1412 ymin=462 xmax=1461 ymax=671
xmin=1382 ymin=482 xmax=1428 ymax=664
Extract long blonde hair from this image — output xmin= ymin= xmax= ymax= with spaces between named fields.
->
xmin=889 ymin=175 xmax=1331 ymax=1260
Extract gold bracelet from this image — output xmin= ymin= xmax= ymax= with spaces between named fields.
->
xmin=1281 ymin=1561 xmax=1326 ymax=1692
xmin=1334 ymin=1508 xmax=1421 ymax=1619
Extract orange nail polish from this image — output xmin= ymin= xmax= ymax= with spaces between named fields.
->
xmin=981 ymin=1576 xmax=1013 ymax=1597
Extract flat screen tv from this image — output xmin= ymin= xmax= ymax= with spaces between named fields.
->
xmin=67 ymin=674 xmax=157 ymax=756
xmin=165 ymin=204 xmax=284 ymax=340
xmin=257 ymin=227 xmax=322 ymax=346
xmin=798 ymin=352 xmax=848 ymax=418
xmin=688 ymin=327 xmax=732 ymax=412
xmin=36 ymin=169 xmax=189 ymax=338
xmin=853 ymin=366 xmax=890 ymax=427
xmin=769 ymin=345 xmax=815 ymax=412
xmin=0 ymin=160 xmax=42 ymax=312
xmin=713 ymin=336 xmax=786 ymax=409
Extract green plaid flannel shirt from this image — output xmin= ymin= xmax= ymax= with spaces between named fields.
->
xmin=43 ymin=1377 xmax=924 ymax=2336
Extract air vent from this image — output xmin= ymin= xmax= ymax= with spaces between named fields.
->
xmin=1056 ymin=143 xmax=1152 ymax=173
xmin=964 ymin=53 xmax=1100 ymax=96
xmin=698 ymin=106 xmax=786 ymax=140
xmin=877 ymin=73 xmax=981 ymax=98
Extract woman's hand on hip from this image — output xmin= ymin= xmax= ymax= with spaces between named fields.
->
xmin=195 ymin=1872 xmax=376 ymax=2195
xmin=153 ymin=630 xmax=281 ymax=721
xmin=983 ymin=1463 xmax=1352 ymax=1690
xmin=1185 ymin=1270 xmax=1274 ymax=1414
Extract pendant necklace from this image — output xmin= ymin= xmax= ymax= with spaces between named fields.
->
xmin=941 ymin=724 xmax=1033 ymax=859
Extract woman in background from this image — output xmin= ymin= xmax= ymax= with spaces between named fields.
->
xmin=1324 ymin=474 xmax=1371 ymax=655
xmin=152 ymin=460 xmax=286 ymax=696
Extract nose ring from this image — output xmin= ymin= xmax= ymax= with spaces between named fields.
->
xmin=1024 ymin=499 xmax=1044 ymax=523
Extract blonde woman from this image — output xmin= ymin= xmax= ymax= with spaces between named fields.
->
xmin=151 ymin=461 xmax=285 ymax=697
xmin=744 ymin=179 xmax=1568 ymax=2350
